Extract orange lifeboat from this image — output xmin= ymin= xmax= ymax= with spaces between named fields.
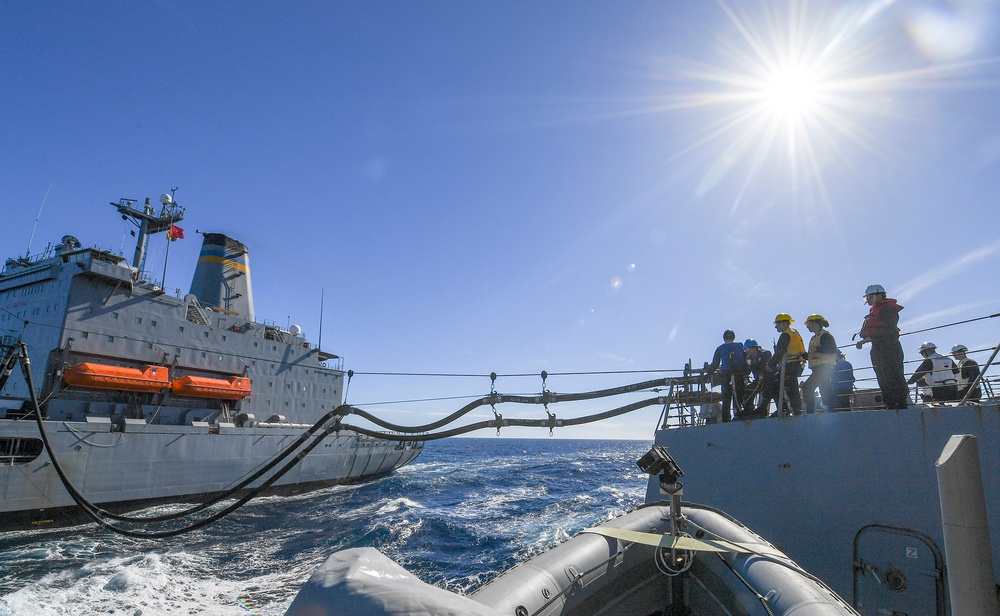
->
xmin=170 ymin=375 xmax=251 ymax=400
xmin=64 ymin=363 xmax=170 ymax=393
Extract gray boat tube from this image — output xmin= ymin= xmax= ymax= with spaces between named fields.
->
xmin=285 ymin=503 xmax=858 ymax=616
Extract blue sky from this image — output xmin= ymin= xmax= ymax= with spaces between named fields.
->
xmin=3 ymin=1 xmax=1000 ymax=439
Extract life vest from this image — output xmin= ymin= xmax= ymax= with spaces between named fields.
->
xmin=956 ymin=358 xmax=979 ymax=389
xmin=780 ymin=327 xmax=805 ymax=364
xmin=923 ymin=353 xmax=958 ymax=387
xmin=860 ymin=298 xmax=903 ymax=339
xmin=807 ymin=330 xmax=837 ymax=368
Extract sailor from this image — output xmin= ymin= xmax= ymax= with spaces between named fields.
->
xmin=768 ymin=313 xmax=804 ymax=415
xmin=951 ymin=344 xmax=982 ymax=403
xmin=800 ymin=314 xmax=838 ymax=413
xmin=743 ymin=339 xmax=773 ymax=418
xmin=855 ymin=284 xmax=909 ymax=409
xmin=832 ymin=351 xmax=856 ymax=411
xmin=706 ymin=330 xmax=749 ymax=422
xmin=907 ymin=342 xmax=959 ymax=402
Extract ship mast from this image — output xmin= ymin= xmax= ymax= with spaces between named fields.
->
xmin=113 ymin=193 xmax=185 ymax=273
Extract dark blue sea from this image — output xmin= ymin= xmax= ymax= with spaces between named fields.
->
xmin=0 ymin=438 xmax=652 ymax=615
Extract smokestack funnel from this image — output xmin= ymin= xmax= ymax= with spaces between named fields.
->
xmin=189 ymin=233 xmax=255 ymax=321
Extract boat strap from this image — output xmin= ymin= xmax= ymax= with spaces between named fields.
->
xmin=582 ymin=526 xmax=786 ymax=558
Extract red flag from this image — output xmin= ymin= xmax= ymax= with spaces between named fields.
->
xmin=168 ymin=224 xmax=185 ymax=241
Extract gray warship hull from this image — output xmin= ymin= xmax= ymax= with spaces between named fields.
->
xmin=0 ymin=195 xmax=422 ymax=531
xmin=0 ymin=419 xmax=420 ymax=529
xmin=647 ymin=403 xmax=1000 ymax=616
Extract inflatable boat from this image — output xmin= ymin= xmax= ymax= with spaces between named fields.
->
xmin=285 ymin=501 xmax=857 ymax=616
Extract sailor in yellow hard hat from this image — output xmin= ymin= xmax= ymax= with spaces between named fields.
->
xmin=801 ymin=314 xmax=838 ymax=413
xmin=768 ymin=313 xmax=804 ymax=414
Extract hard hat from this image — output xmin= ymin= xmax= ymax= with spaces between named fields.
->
xmin=951 ymin=344 xmax=968 ymax=353
xmin=773 ymin=313 xmax=793 ymax=323
xmin=918 ymin=342 xmax=937 ymax=353
xmin=805 ymin=313 xmax=829 ymax=326
xmin=864 ymin=284 xmax=886 ymax=296
xmin=723 ymin=329 xmax=735 ymax=340
xmin=744 ymin=338 xmax=759 ymax=348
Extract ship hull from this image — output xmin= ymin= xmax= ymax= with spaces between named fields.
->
xmin=0 ymin=418 xmax=421 ymax=531
xmin=647 ymin=403 xmax=1000 ymax=616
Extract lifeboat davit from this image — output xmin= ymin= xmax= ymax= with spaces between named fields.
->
xmin=63 ymin=363 xmax=170 ymax=393
xmin=170 ymin=375 xmax=251 ymax=400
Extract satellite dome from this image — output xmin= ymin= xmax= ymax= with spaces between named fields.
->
xmin=289 ymin=324 xmax=302 ymax=336
xmin=159 ymin=193 xmax=173 ymax=205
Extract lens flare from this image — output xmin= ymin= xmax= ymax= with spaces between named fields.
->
xmin=645 ymin=0 xmax=1000 ymax=214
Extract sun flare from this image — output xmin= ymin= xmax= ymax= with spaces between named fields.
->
xmin=758 ymin=63 xmax=823 ymax=123
xmin=650 ymin=0 xmax=988 ymax=213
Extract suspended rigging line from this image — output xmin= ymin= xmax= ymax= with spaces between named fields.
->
xmin=899 ymin=312 xmax=1000 ymax=338
xmin=349 ymin=368 xmax=686 ymax=378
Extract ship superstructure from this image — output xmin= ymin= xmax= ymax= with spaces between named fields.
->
xmin=0 ymin=193 xmax=421 ymax=530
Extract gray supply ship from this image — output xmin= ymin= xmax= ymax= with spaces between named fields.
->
xmin=0 ymin=193 xmax=422 ymax=531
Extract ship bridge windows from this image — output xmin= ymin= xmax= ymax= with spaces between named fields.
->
xmin=0 ymin=437 xmax=43 ymax=464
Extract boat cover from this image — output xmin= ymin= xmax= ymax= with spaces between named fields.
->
xmin=284 ymin=547 xmax=505 ymax=616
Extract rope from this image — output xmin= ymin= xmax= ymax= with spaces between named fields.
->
xmin=900 ymin=312 xmax=1000 ymax=338
xmin=349 ymin=368 xmax=687 ymax=378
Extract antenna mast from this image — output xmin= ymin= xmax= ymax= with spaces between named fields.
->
xmin=25 ymin=183 xmax=52 ymax=258
xmin=318 ymin=289 xmax=325 ymax=351
xmin=114 ymin=193 xmax=185 ymax=275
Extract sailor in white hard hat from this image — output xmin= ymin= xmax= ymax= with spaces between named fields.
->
xmin=907 ymin=342 xmax=959 ymax=402
xmin=855 ymin=284 xmax=908 ymax=409
xmin=951 ymin=344 xmax=982 ymax=403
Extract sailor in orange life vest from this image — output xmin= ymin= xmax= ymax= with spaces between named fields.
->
xmin=800 ymin=314 xmax=838 ymax=413
xmin=855 ymin=284 xmax=909 ymax=409
xmin=768 ymin=313 xmax=804 ymax=414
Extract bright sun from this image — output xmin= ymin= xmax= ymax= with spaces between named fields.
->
xmin=659 ymin=1 xmax=897 ymax=209
xmin=758 ymin=63 xmax=822 ymax=123
xmin=649 ymin=0 xmax=991 ymax=213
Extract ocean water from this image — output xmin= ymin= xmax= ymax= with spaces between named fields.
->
xmin=0 ymin=438 xmax=652 ymax=615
